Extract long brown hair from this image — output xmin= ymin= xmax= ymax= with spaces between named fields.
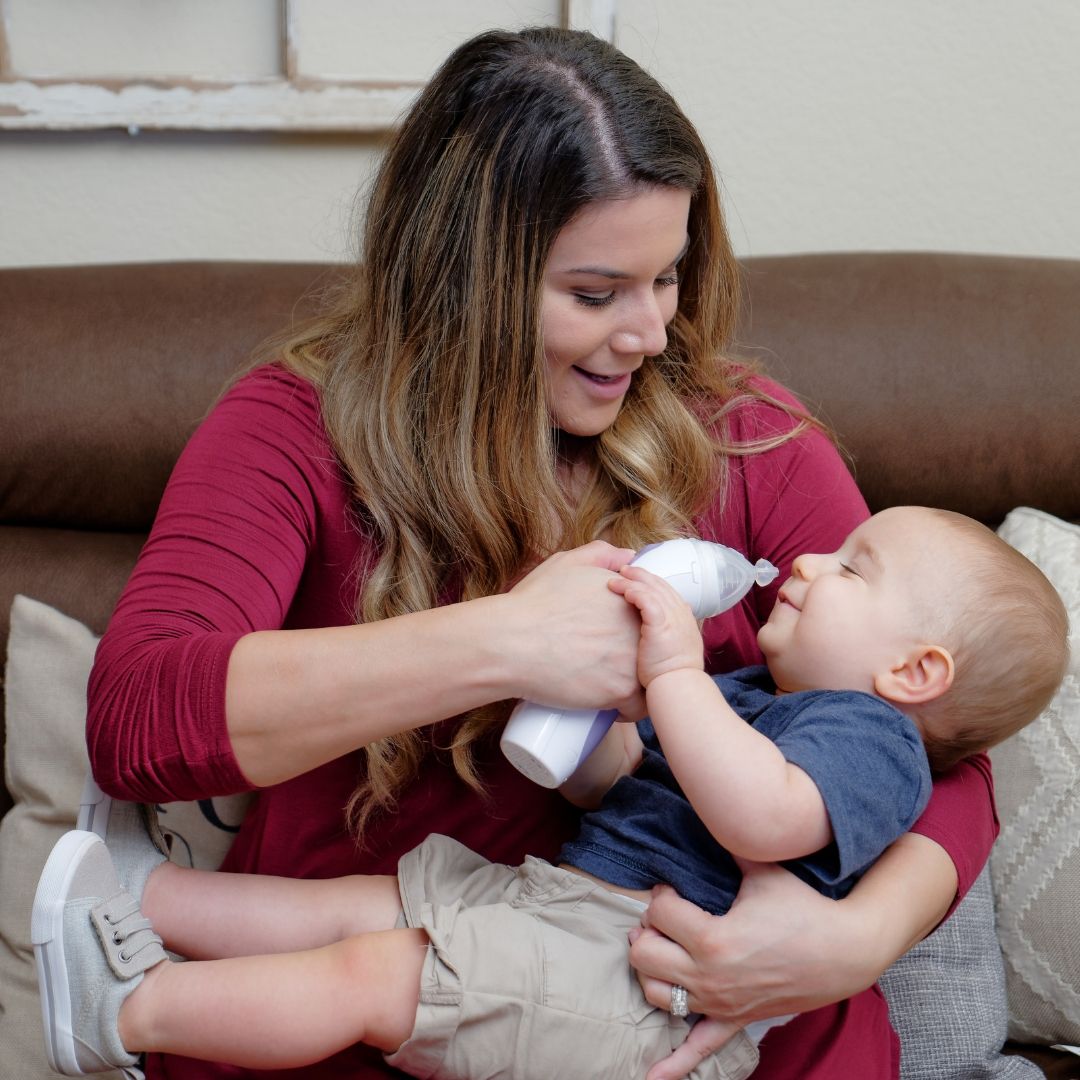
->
xmin=279 ymin=27 xmax=803 ymax=833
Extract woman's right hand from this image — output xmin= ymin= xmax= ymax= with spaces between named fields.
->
xmin=499 ymin=540 xmax=646 ymax=720
xmin=225 ymin=540 xmax=645 ymax=789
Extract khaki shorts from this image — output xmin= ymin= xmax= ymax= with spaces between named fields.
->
xmin=386 ymin=834 xmax=759 ymax=1080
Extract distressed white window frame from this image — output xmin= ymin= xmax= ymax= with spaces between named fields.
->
xmin=0 ymin=0 xmax=616 ymax=133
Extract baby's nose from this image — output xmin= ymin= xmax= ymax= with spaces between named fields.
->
xmin=792 ymin=552 xmax=831 ymax=580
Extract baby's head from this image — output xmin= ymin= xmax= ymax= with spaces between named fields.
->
xmin=758 ymin=506 xmax=1069 ymax=772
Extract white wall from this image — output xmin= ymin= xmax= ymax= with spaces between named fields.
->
xmin=1 ymin=0 xmax=1077 ymax=267
xmin=616 ymin=0 xmax=1080 ymax=258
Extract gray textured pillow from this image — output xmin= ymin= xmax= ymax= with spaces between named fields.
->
xmin=880 ymin=864 xmax=1042 ymax=1079
xmin=991 ymin=506 xmax=1080 ymax=1046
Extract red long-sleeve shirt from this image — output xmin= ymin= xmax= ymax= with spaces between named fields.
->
xmin=87 ymin=365 xmax=996 ymax=1079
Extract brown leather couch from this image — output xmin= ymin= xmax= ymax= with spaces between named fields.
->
xmin=2 ymin=255 xmax=1078 ymax=1077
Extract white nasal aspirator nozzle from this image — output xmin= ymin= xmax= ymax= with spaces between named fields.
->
xmin=753 ymin=558 xmax=780 ymax=587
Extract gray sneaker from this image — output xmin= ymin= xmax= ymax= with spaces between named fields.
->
xmin=78 ymin=775 xmax=169 ymax=906
xmin=32 ymin=830 xmax=167 ymax=1077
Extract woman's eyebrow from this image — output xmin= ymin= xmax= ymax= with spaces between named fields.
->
xmin=561 ymin=236 xmax=691 ymax=279
xmin=564 ymin=265 xmax=634 ymax=280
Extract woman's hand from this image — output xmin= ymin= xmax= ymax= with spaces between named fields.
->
xmin=629 ymin=862 xmax=885 ymax=1025
xmin=226 ymin=539 xmax=646 ymax=788
xmin=501 ymin=540 xmax=646 ymax=720
xmin=630 ymin=832 xmax=957 ymax=1024
xmin=646 ymin=1017 xmax=745 ymax=1080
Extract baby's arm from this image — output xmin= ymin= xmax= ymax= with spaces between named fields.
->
xmin=608 ymin=566 xmax=832 ymax=862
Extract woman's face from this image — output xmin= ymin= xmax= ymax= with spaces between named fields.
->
xmin=540 ymin=186 xmax=692 ymax=437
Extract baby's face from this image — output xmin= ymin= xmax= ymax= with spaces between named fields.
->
xmin=757 ymin=507 xmax=950 ymax=695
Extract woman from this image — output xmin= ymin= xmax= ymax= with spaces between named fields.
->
xmin=86 ymin=27 xmax=996 ymax=1080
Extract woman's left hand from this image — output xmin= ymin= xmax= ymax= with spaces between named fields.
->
xmin=631 ymin=829 xmax=958 ymax=1027
xmin=645 ymin=1017 xmax=744 ymax=1080
xmin=629 ymin=861 xmax=880 ymax=1025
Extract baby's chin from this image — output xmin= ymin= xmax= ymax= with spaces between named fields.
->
xmin=755 ymin=623 xmax=781 ymax=658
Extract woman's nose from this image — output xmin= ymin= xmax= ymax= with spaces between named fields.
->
xmin=611 ymin=295 xmax=669 ymax=357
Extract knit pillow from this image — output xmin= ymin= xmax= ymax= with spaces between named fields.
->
xmin=991 ymin=507 xmax=1080 ymax=1046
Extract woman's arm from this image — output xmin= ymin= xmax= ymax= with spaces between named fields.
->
xmin=228 ymin=545 xmax=644 ymax=788
xmin=87 ymin=368 xmax=644 ymax=800
xmin=632 ymin=832 xmax=960 ymax=1080
xmin=630 ymin=751 xmax=996 ymax=1032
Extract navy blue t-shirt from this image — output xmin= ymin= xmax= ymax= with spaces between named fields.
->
xmin=559 ymin=666 xmax=933 ymax=915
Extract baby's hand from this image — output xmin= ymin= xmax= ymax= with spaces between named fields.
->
xmin=607 ymin=566 xmax=705 ymax=687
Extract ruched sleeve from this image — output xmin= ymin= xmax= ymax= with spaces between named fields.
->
xmin=86 ymin=365 xmax=353 ymax=802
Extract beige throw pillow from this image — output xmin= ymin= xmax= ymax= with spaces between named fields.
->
xmin=0 ymin=596 xmax=107 ymax=1079
xmin=0 ymin=596 xmax=252 ymax=1080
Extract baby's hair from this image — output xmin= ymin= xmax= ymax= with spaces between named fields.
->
xmin=916 ymin=509 xmax=1069 ymax=773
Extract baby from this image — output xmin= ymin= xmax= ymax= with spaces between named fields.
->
xmin=34 ymin=506 xmax=1068 ymax=1080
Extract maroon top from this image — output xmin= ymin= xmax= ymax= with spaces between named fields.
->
xmin=87 ymin=365 xmax=997 ymax=1080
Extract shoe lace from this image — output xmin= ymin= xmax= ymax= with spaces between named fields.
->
xmin=100 ymin=892 xmax=163 ymax=965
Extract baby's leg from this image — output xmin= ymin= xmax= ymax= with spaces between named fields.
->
xmin=122 ymin=926 xmax=427 ymax=1068
xmin=143 ymin=862 xmax=404 ymax=959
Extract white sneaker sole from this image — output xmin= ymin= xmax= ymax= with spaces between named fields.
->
xmin=77 ymin=773 xmax=114 ymax=838
xmin=31 ymin=830 xmax=104 ymax=1076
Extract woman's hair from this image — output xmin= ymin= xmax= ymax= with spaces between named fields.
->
xmin=277 ymin=27 xmax=807 ymax=834
xmin=916 ymin=510 xmax=1070 ymax=773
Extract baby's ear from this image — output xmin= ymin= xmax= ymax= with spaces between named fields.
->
xmin=874 ymin=645 xmax=955 ymax=705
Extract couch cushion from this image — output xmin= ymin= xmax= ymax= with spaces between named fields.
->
xmin=738 ymin=253 xmax=1080 ymax=525
xmin=0 ymin=261 xmax=331 ymax=531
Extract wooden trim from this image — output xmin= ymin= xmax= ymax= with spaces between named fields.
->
xmin=562 ymin=0 xmax=617 ymax=40
xmin=0 ymin=2 xmax=12 ymax=77
xmin=283 ymin=0 xmax=299 ymax=82
xmin=0 ymin=1 xmax=615 ymax=133
xmin=0 ymin=76 xmax=421 ymax=133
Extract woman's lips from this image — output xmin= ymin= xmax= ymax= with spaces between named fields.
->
xmin=573 ymin=366 xmax=633 ymax=399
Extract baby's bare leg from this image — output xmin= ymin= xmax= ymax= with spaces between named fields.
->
xmin=143 ymin=862 xmax=404 ymax=959
xmin=121 ymin=927 xmax=427 ymax=1067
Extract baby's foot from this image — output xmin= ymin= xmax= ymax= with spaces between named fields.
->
xmin=78 ymin=775 xmax=169 ymax=905
xmin=32 ymin=830 xmax=167 ymax=1077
